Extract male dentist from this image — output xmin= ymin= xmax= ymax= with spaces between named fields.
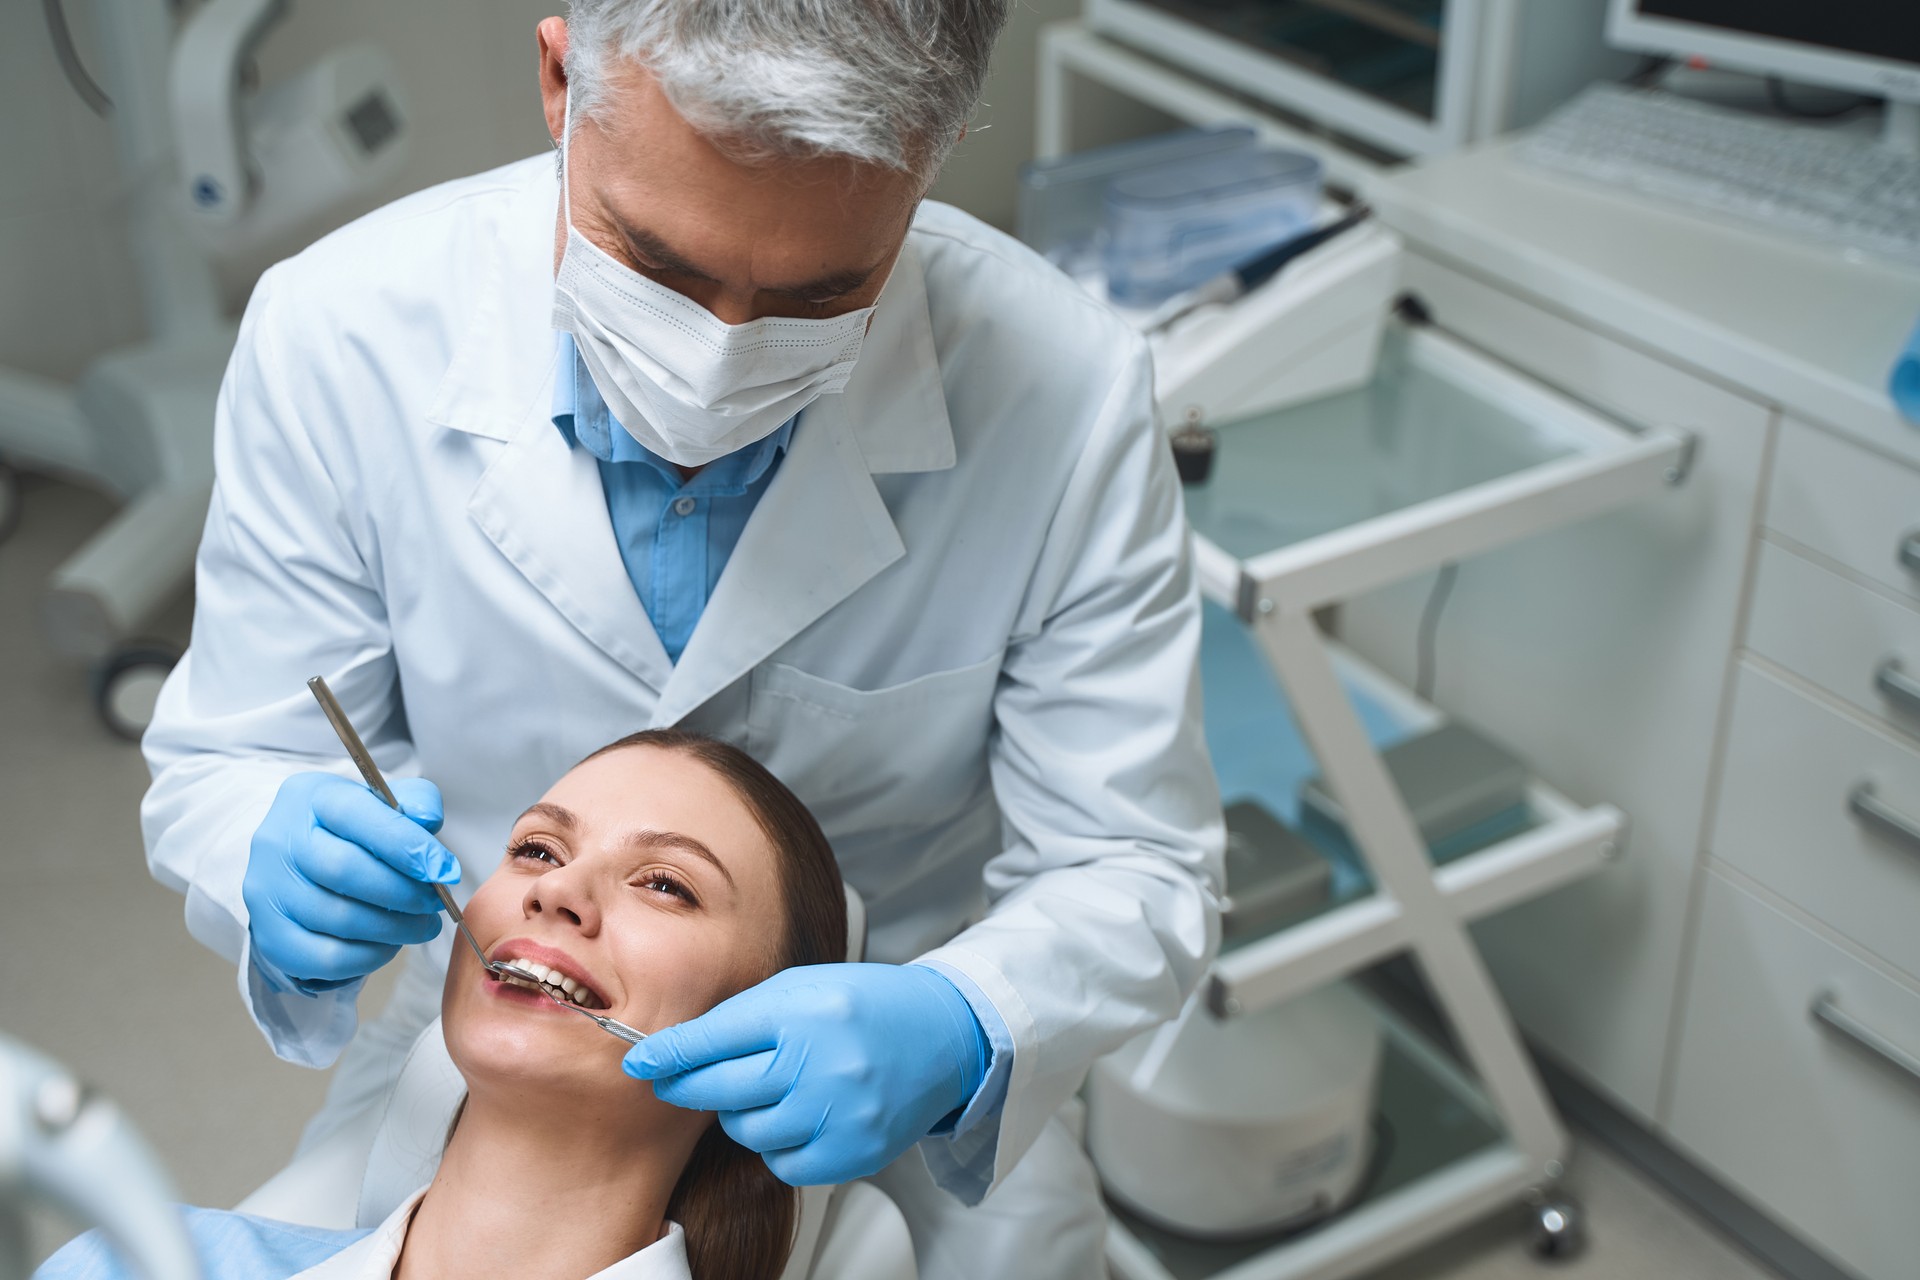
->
xmin=141 ymin=3 xmax=1222 ymax=1275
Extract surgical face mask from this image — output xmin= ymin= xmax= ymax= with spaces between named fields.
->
xmin=549 ymin=95 xmax=880 ymax=468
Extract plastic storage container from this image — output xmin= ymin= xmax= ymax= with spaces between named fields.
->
xmin=1103 ymin=147 xmax=1323 ymax=307
xmin=1015 ymin=126 xmax=1256 ymax=278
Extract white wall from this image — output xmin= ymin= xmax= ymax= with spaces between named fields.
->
xmin=931 ymin=0 xmax=1080 ymax=230
xmin=0 ymin=0 xmax=1073 ymax=388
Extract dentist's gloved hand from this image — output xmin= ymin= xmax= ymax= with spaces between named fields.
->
xmin=244 ymin=772 xmax=459 ymax=995
xmin=624 ymin=962 xmax=989 ymax=1186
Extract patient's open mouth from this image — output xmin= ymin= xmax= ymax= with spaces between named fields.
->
xmin=488 ymin=959 xmax=609 ymax=1011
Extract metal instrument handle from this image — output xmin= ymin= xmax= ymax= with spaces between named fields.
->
xmin=1810 ymin=992 xmax=1920 ymax=1087
xmin=1901 ymin=531 xmax=1920 ymax=577
xmin=306 ymin=675 xmax=491 ymax=969
xmin=1848 ymin=782 xmax=1920 ymax=858
xmin=1875 ymin=658 xmax=1920 ymax=716
xmin=592 ymin=1013 xmax=650 ymax=1045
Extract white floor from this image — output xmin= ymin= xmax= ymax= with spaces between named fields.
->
xmin=1 ymin=474 xmax=1778 ymax=1279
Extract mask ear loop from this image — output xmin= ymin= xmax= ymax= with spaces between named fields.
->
xmin=559 ymin=89 xmax=575 ymax=227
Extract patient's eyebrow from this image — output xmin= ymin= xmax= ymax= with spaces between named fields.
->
xmin=627 ymin=830 xmax=736 ymax=889
xmin=516 ymin=801 xmax=735 ymax=887
xmin=520 ymin=801 xmax=578 ymax=828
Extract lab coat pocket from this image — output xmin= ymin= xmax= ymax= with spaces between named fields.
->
xmin=747 ymin=655 xmax=1004 ymax=833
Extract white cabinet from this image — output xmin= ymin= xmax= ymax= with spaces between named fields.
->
xmin=1337 ymin=252 xmax=1772 ymax=1123
xmin=1669 ymin=871 xmax=1920 ymax=1280
xmin=1029 ymin=30 xmax=1920 ymax=1274
xmin=1713 ymin=662 xmax=1920 ymax=984
xmin=1333 ymin=247 xmax=1920 ymax=1280
xmin=1746 ymin=543 xmax=1920 ymax=742
xmin=1766 ymin=420 xmax=1920 ymax=609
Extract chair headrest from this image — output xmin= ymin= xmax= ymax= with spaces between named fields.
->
xmin=357 ymin=1017 xmax=464 ymax=1228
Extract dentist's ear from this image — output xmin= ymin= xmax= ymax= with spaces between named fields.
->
xmin=536 ymin=16 xmax=572 ymax=149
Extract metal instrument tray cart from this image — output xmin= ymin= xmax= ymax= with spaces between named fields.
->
xmin=1106 ymin=321 xmax=1690 ymax=1280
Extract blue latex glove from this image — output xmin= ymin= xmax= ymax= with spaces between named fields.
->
xmin=623 ymin=962 xmax=989 ymax=1186
xmin=244 ymin=772 xmax=459 ymax=994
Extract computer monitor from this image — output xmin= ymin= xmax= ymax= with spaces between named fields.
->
xmin=1606 ymin=1 xmax=1920 ymax=107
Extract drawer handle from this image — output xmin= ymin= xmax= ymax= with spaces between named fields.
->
xmin=1877 ymin=658 xmax=1920 ymax=716
xmin=1849 ymin=782 xmax=1920 ymax=856
xmin=1903 ymin=531 xmax=1920 ymax=577
xmin=1811 ymin=992 xmax=1920 ymax=1087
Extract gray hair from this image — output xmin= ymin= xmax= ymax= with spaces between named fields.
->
xmin=564 ymin=0 xmax=1008 ymax=186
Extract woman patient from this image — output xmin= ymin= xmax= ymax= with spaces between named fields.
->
xmin=39 ymin=729 xmax=847 ymax=1280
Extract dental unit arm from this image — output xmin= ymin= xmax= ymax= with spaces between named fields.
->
xmin=168 ymin=0 xmax=288 ymax=227
xmin=1 ymin=0 xmax=412 ymax=738
xmin=169 ymin=0 xmax=409 ymax=252
xmin=0 ymin=1034 xmax=199 ymax=1280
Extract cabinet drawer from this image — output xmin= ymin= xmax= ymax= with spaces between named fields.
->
xmin=1713 ymin=662 xmax=1920 ymax=982
xmin=1767 ymin=418 xmax=1920 ymax=606
xmin=1747 ymin=542 xmax=1920 ymax=743
xmin=1669 ymin=871 xmax=1920 ymax=1280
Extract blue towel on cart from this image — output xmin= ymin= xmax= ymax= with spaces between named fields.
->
xmin=1894 ymin=314 xmax=1920 ymax=426
xmin=1200 ymin=601 xmax=1414 ymax=826
xmin=1199 ymin=601 xmax=1417 ymax=898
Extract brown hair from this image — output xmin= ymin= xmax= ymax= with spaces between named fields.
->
xmin=584 ymin=729 xmax=847 ymax=1280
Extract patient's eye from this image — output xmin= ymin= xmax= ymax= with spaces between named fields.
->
xmin=636 ymin=869 xmax=695 ymax=905
xmin=508 ymin=839 xmax=561 ymax=867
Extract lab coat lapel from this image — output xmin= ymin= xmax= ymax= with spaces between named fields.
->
xmin=650 ymin=238 xmax=953 ymax=726
xmin=428 ymin=160 xmax=673 ymax=692
xmin=651 ymin=394 xmax=902 ymax=726
xmin=467 ymin=398 xmax=675 ymax=692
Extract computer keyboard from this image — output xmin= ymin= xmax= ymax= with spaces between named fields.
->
xmin=1520 ymin=83 xmax=1920 ymax=267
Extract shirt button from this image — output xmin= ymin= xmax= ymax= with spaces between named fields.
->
xmin=672 ymin=496 xmax=697 ymax=516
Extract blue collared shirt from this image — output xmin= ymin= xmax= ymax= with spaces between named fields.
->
xmin=551 ymin=334 xmax=794 ymax=664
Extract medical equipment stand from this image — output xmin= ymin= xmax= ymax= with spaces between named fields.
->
xmin=0 ymin=0 xmax=233 ymax=739
xmin=1095 ymin=312 xmax=1692 ymax=1280
xmin=1031 ymin=31 xmax=1698 ymax=1280
xmin=1128 ymin=323 xmax=1687 ymax=1280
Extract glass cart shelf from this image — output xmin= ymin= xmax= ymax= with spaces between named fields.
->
xmin=1105 ymin=318 xmax=1688 ymax=1280
xmin=1200 ymin=638 xmax=1624 ymax=1023
xmin=1185 ymin=324 xmax=1686 ymax=616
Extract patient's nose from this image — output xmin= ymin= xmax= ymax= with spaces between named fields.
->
xmin=524 ymin=863 xmax=601 ymax=934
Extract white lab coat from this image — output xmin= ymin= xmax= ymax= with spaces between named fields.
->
xmin=141 ymin=154 xmax=1222 ymax=1264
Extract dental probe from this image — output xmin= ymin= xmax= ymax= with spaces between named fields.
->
xmin=307 ymin=675 xmax=498 ymax=974
xmin=305 ymin=676 xmax=648 ymax=1046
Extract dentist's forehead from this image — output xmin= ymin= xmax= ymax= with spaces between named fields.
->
xmin=569 ymin=65 xmax=920 ymax=282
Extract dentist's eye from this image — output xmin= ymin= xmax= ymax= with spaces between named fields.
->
xmin=508 ymin=840 xmax=560 ymax=867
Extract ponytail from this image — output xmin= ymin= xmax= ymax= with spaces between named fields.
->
xmin=668 ymin=1126 xmax=799 ymax=1279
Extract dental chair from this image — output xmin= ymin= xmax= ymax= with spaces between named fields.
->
xmin=235 ymin=886 xmax=917 ymax=1280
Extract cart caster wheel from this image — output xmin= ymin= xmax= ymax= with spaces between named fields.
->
xmin=93 ymin=643 xmax=180 ymax=742
xmin=1528 ymin=1195 xmax=1585 ymax=1261
xmin=0 ymin=464 xmax=20 ymax=546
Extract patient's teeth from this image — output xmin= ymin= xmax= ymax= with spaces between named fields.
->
xmin=559 ymin=976 xmax=578 ymax=994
